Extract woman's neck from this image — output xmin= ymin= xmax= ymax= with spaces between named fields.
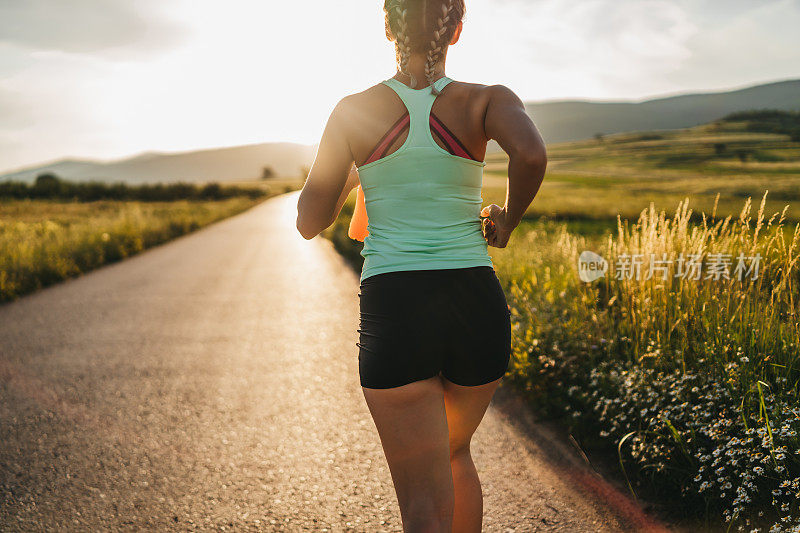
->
xmin=394 ymin=53 xmax=447 ymax=88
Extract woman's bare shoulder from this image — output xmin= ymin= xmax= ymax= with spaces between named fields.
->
xmin=327 ymin=83 xmax=394 ymax=125
xmin=316 ymin=85 xmax=384 ymax=142
xmin=444 ymin=81 xmax=523 ymax=122
xmin=449 ymin=81 xmax=521 ymax=102
xmin=337 ymin=83 xmax=391 ymax=109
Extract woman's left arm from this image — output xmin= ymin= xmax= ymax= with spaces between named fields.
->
xmin=296 ymin=98 xmax=358 ymax=240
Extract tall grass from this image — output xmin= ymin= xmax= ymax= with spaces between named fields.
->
xmin=0 ymin=198 xmax=262 ymax=302
xmin=494 ymin=194 xmax=800 ymax=530
xmin=601 ymin=194 xmax=799 ymax=377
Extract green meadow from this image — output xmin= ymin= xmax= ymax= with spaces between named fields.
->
xmin=327 ymin=111 xmax=800 ymax=531
xmin=484 ymin=113 xmax=800 ymax=225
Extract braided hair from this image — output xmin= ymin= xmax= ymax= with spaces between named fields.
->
xmin=384 ymin=0 xmax=465 ymax=94
xmin=424 ymin=0 xmax=455 ymax=94
xmin=390 ymin=2 xmax=416 ymax=88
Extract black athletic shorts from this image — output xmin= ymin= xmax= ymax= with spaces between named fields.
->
xmin=357 ymin=266 xmax=511 ymax=389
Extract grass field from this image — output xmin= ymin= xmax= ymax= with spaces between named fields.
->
xmin=0 ymin=175 xmax=307 ymax=303
xmin=325 ymin=114 xmax=800 ymax=531
xmin=0 ymin=195 xmax=269 ymax=303
xmin=493 ymin=203 xmax=799 ymax=530
xmin=487 ymin=118 xmax=800 ymax=530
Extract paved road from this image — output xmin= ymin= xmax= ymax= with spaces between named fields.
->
xmin=0 ymin=192 xmax=663 ymax=532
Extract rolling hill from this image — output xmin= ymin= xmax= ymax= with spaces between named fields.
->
xmin=0 ymin=142 xmax=316 ymax=184
xmin=525 ymin=78 xmax=800 ymax=144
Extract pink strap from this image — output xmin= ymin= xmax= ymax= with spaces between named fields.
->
xmin=365 ymin=115 xmax=410 ymax=164
xmin=430 ymin=117 xmax=472 ymax=159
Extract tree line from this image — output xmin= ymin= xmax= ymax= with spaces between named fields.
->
xmin=721 ymin=109 xmax=800 ymax=142
xmin=0 ymin=173 xmax=268 ymax=202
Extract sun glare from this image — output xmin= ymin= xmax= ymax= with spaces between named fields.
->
xmin=1 ymin=0 xmax=798 ymax=170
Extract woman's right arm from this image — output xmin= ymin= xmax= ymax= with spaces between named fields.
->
xmin=481 ymin=85 xmax=547 ymax=248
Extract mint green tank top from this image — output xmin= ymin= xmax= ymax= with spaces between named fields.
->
xmin=356 ymin=76 xmax=494 ymax=283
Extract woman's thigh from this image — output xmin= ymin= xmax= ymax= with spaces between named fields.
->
xmin=362 ymin=376 xmax=453 ymax=505
xmin=442 ymin=376 xmax=501 ymax=454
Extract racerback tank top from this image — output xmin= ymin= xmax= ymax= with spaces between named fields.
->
xmin=356 ymin=76 xmax=494 ymax=283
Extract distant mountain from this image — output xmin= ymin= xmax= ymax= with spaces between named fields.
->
xmin=3 ymin=79 xmax=798 ymax=183
xmin=523 ymin=78 xmax=800 ymax=145
xmin=0 ymin=142 xmax=316 ymax=184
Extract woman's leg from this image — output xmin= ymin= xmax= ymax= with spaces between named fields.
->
xmin=362 ymin=376 xmax=454 ymax=533
xmin=441 ymin=376 xmax=502 ymax=533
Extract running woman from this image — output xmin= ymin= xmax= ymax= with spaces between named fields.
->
xmin=296 ymin=1 xmax=546 ymax=531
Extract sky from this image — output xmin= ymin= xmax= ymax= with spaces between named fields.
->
xmin=0 ymin=0 xmax=798 ymax=173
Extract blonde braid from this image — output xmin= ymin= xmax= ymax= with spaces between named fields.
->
xmin=392 ymin=3 xmax=417 ymax=88
xmin=425 ymin=0 xmax=455 ymax=95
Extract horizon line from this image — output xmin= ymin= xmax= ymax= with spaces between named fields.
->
xmin=2 ymin=74 xmax=798 ymax=177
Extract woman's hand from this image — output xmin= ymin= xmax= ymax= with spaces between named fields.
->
xmin=480 ymin=204 xmax=514 ymax=248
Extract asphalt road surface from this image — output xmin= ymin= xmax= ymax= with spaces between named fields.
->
xmin=0 ymin=192 xmax=666 ymax=532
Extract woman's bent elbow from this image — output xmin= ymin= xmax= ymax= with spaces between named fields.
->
xmin=296 ymin=196 xmax=318 ymax=239
xmin=296 ymin=217 xmax=317 ymax=240
xmin=524 ymin=146 xmax=548 ymax=170
xmin=510 ymin=146 xmax=547 ymax=171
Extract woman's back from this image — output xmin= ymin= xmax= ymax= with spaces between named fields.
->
xmin=346 ymin=77 xmax=492 ymax=168
xmin=353 ymin=76 xmax=494 ymax=282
